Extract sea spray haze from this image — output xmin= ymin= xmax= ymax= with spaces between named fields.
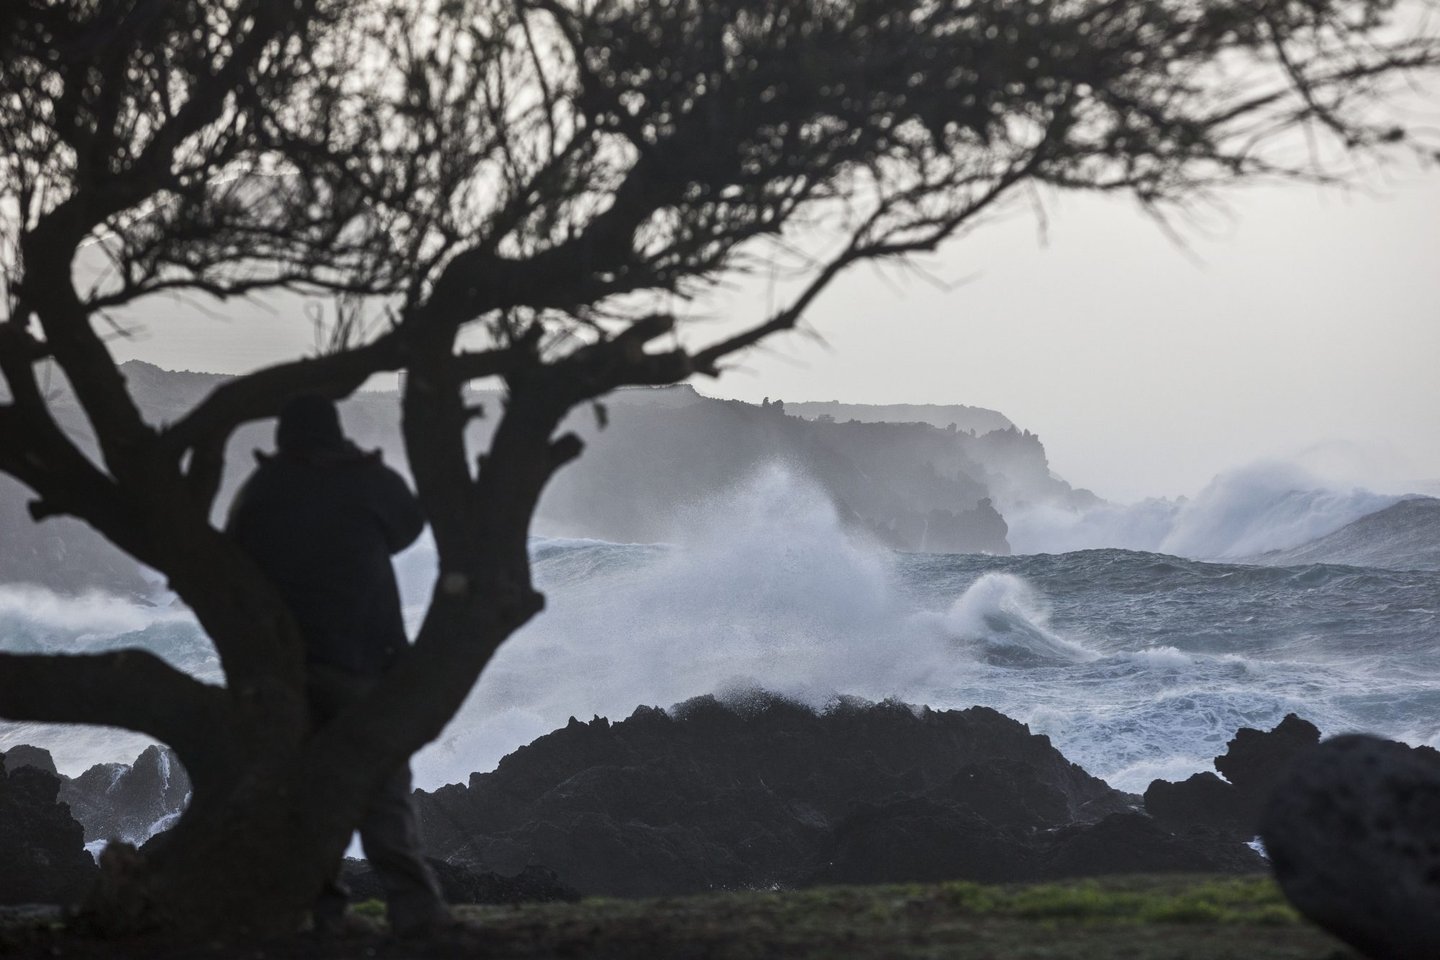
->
xmin=1005 ymin=460 xmax=1403 ymax=558
xmin=418 ymin=468 xmax=1440 ymax=791
xmin=6 ymin=466 xmax=1437 ymax=796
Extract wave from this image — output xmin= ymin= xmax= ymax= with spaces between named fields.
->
xmin=1007 ymin=460 xmax=1401 ymax=560
xmin=3 ymin=464 xmax=1436 ymax=798
xmin=0 ymin=584 xmax=187 ymax=638
xmin=282 ymin=471 xmax=1440 ymax=790
xmin=912 ymin=573 xmax=1097 ymax=667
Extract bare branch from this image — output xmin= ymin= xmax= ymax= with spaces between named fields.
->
xmin=162 ymin=335 xmax=407 ymax=456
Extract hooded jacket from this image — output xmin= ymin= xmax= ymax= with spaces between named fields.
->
xmin=226 ymin=442 xmax=424 ymax=676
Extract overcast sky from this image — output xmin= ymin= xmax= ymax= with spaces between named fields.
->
xmin=696 ymin=172 xmax=1440 ymax=501
xmin=111 ymin=169 xmax=1440 ymax=504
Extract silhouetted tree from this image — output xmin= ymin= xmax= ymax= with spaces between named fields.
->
xmin=0 ymin=0 xmax=1435 ymax=937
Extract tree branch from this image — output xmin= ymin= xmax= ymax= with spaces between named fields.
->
xmin=0 ymin=649 xmax=231 ymax=783
xmin=0 ymin=325 xmax=166 ymax=566
xmin=314 ymin=317 xmax=694 ymax=787
xmin=162 ymin=336 xmax=405 ymax=454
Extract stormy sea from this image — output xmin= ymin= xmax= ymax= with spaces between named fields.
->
xmin=3 ymin=465 xmax=1437 ymax=815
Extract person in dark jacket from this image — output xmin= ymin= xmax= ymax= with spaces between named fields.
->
xmin=226 ymin=394 xmax=447 ymax=937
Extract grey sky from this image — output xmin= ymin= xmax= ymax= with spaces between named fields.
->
xmin=111 ymin=173 xmax=1440 ymax=504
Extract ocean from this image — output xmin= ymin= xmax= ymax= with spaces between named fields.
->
xmin=3 ymin=466 xmax=1437 ymax=800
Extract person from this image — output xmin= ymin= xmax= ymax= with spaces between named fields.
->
xmin=226 ymin=394 xmax=448 ymax=937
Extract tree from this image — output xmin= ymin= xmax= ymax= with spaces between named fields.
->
xmin=0 ymin=0 xmax=1435 ymax=937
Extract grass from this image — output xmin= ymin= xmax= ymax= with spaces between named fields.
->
xmin=1 ymin=874 xmax=1354 ymax=959
xmin=988 ymin=875 xmax=1301 ymax=925
xmin=445 ymin=874 xmax=1339 ymax=960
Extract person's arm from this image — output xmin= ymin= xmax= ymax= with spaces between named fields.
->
xmin=224 ymin=452 xmax=275 ymax=538
xmin=368 ymin=462 xmax=426 ymax=554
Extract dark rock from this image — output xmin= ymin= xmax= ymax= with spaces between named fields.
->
xmin=1 ymin=745 xmax=57 ymax=776
xmin=1043 ymin=813 xmax=1264 ymax=879
xmin=415 ymin=694 xmax=1166 ymax=897
xmin=59 ymin=745 xmax=190 ymax=845
xmin=0 ymin=755 xmax=96 ymax=904
xmin=937 ymin=760 xmax=1070 ymax=831
xmin=1144 ymin=772 xmax=1248 ymax=836
xmin=1143 ymin=714 xmax=1320 ymax=841
xmin=341 ymin=858 xmax=579 ymax=905
xmin=1214 ymin=714 xmax=1320 ymax=819
xmin=59 ymin=763 xmax=128 ymax=841
xmin=1260 ymin=734 xmax=1440 ymax=960
xmin=0 ymin=742 xmax=189 ymax=905
xmin=811 ymin=797 xmax=1038 ymax=884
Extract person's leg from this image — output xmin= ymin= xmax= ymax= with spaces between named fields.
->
xmin=306 ymin=666 xmax=362 ymax=934
xmin=310 ymin=878 xmax=351 ymax=935
xmin=357 ymin=761 xmax=448 ymax=936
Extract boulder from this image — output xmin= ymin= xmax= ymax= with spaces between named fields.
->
xmin=1260 ymin=735 xmax=1440 ymax=960
xmin=0 ymin=754 xmax=96 ymax=904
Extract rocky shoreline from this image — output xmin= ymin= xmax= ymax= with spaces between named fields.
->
xmin=411 ymin=694 xmax=1284 ymax=897
xmin=2 ymin=695 xmax=1336 ymax=907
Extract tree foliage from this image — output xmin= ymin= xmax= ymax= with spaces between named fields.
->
xmin=0 ymin=0 xmax=1435 ymax=936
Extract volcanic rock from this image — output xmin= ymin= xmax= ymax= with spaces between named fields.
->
xmin=813 ymin=802 xmax=1264 ymax=888
xmin=811 ymin=797 xmax=1037 ymax=885
xmin=1144 ymin=772 xmax=1249 ymax=836
xmin=1144 ymin=714 xmax=1319 ymax=840
xmin=1259 ymin=734 xmax=1440 ymax=960
xmin=1214 ymin=714 xmax=1320 ymax=821
xmin=0 ymin=752 xmax=96 ymax=904
xmin=415 ymin=693 xmax=1264 ymax=897
xmin=1043 ymin=813 xmax=1263 ymax=878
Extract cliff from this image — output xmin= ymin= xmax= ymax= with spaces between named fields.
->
xmin=782 ymin=400 xmax=1014 ymax=435
xmin=534 ymin=391 xmax=1044 ymax=552
xmin=0 ymin=364 xmax=1096 ymax=593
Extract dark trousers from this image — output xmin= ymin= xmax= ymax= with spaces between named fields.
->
xmin=308 ymin=664 xmax=446 ymax=933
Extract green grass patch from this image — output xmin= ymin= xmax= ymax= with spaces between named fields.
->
xmin=349 ymin=897 xmax=386 ymax=919
xmin=769 ymin=874 xmax=1302 ymax=927
xmin=1008 ymin=881 xmax=1151 ymax=920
